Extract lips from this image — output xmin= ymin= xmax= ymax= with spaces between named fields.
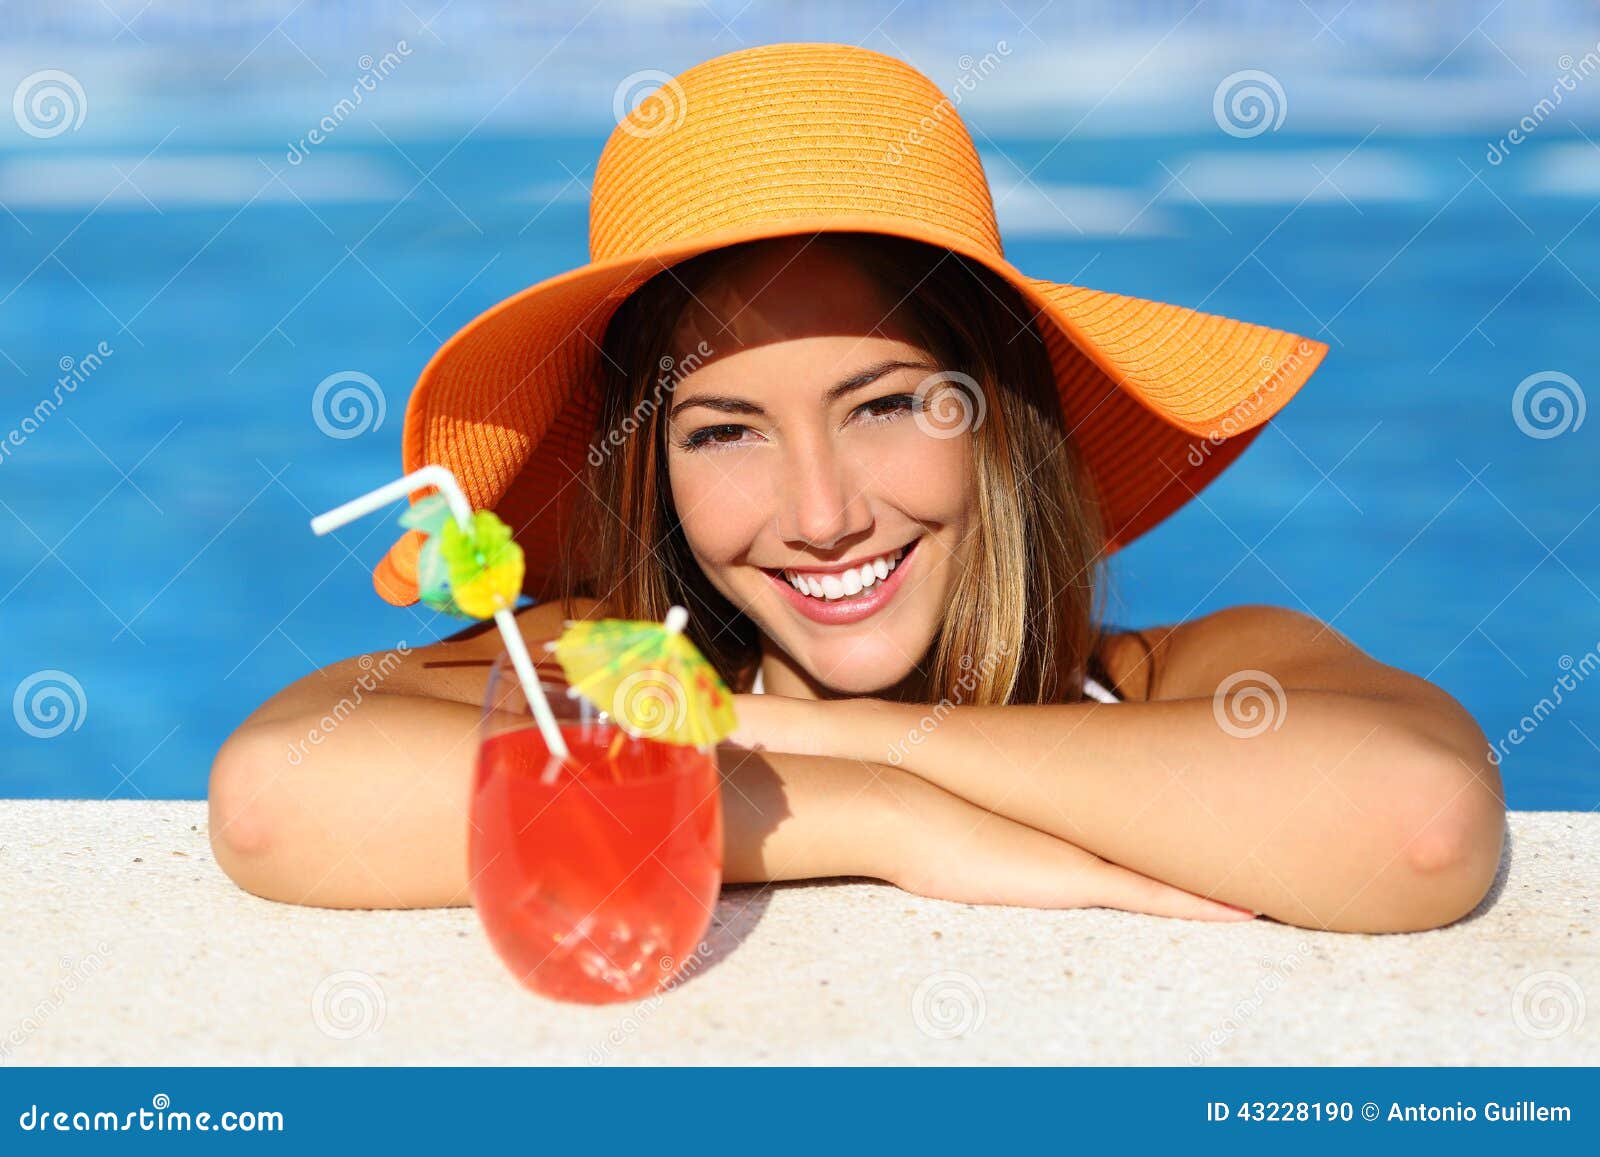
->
xmin=780 ymin=543 xmax=907 ymax=599
xmin=761 ymin=536 xmax=922 ymax=626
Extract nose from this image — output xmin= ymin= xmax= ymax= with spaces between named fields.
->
xmin=774 ymin=436 xmax=872 ymax=552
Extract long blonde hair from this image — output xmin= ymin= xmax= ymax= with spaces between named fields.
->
xmin=562 ymin=232 xmax=1115 ymax=705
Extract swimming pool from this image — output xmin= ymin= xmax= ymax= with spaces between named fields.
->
xmin=1 ymin=87 xmax=1595 ymax=807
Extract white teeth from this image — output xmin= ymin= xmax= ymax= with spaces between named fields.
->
xmin=783 ymin=543 xmax=910 ymax=601
xmin=789 ymin=573 xmax=825 ymax=598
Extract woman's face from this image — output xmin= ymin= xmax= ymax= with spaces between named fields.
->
xmin=663 ymin=238 xmax=975 ymax=696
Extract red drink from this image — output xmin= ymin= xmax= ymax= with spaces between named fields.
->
xmin=470 ymin=720 xmax=723 ymax=1004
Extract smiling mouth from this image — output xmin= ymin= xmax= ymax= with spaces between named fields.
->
xmin=760 ymin=536 xmax=921 ymax=602
xmin=756 ymin=535 xmax=924 ymax=629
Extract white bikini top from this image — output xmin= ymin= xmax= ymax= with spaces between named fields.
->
xmin=748 ymin=666 xmax=1121 ymax=702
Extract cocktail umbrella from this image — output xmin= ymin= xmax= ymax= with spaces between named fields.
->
xmin=310 ymin=464 xmax=570 ymax=760
xmin=400 ymin=495 xmax=524 ymax=620
xmin=544 ymin=605 xmax=737 ymax=751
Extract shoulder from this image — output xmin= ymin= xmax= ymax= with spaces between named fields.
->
xmin=515 ymin=594 xmax=609 ymax=636
xmin=398 ymin=596 xmax=613 ymax=705
xmin=1100 ymin=605 xmax=1360 ymax=702
xmin=443 ymin=595 xmax=609 ymax=653
xmin=240 ymin=596 xmax=613 ymax=730
xmin=1163 ymin=604 xmax=1355 ymax=663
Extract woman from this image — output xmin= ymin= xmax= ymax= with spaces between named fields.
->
xmin=210 ymin=43 xmax=1504 ymax=932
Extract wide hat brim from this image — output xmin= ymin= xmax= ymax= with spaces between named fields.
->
xmin=374 ymin=213 xmax=1326 ymax=607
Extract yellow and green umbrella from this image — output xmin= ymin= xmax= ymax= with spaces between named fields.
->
xmin=311 ymin=465 xmax=570 ymax=760
xmin=400 ymin=494 xmax=525 ymax=620
xmin=544 ymin=605 xmax=737 ymax=749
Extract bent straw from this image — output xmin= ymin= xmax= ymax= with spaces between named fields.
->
xmin=309 ymin=464 xmax=570 ymax=761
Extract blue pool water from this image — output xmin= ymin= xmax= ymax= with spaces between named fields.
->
xmin=1 ymin=122 xmax=1596 ymax=807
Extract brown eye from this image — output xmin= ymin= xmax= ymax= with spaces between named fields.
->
xmin=681 ymin=424 xmax=749 ymax=451
xmin=855 ymin=393 xmax=919 ymax=423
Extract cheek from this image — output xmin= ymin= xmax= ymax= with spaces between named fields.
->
xmin=667 ymin=453 xmax=768 ymax=564
xmin=862 ymin=427 xmax=974 ymax=520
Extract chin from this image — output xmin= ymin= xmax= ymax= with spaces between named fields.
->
xmin=813 ymin=663 xmax=910 ymax=696
xmin=780 ymin=628 xmax=930 ymax=696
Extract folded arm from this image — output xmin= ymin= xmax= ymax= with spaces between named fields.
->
xmin=209 ymin=612 xmax=1245 ymax=919
xmin=211 ymin=688 xmax=1248 ymax=921
xmin=733 ymin=605 xmax=1506 ymax=932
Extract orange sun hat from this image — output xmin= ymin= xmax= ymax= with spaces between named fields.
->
xmin=373 ymin=41 xmax=1327 ymax=609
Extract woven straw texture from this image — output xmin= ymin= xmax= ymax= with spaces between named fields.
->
xmin=374 ymin=42 xmax=1327 ymax=606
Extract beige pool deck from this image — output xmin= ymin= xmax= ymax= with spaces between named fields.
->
xmin=1 ymin=801 xmax=1594 ymax=1066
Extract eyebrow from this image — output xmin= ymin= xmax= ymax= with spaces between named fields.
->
xmin=666 ymin=358 xmax=936 ymax=422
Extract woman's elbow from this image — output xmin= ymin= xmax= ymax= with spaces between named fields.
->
xmin=208 ymin=724 xmax=301 ymax=904
xmin=1389 ymin=743 xmax=1506 ymax=931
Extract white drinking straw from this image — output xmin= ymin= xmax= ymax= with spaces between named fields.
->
xmin=309 ymin=464 xmax=570 ymax=760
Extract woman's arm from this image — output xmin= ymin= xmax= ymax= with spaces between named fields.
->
xmin=731 ymin=605 xmax=1506 ymax=933
xmin=211 ymin=683 xmax=1248 ymax=919
xmin=208 ymin=603 xmax=1249 ymax=919
xmin=723 ymin=743 xmax=1253 ymax=920
xmin=211 ymin=685 xmax=908 ymax=907
xmin=206 ymin=599 xmax=907 ymax=906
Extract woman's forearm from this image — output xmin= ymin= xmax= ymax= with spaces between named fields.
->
xmin=210 ymin=691 xmax=905 ymax=907
xmin=212 ymin=681 xmax=1256 ymax=921
xmin=720 ymin=744 xmax=1254 ymax=919
xmin=210 ymin=693 xmax=483 ymax=908
xmin=717 ymin=745 xmax=902 ymax=884
xmin=822 ymin=692 xmax=1505 ymax=931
